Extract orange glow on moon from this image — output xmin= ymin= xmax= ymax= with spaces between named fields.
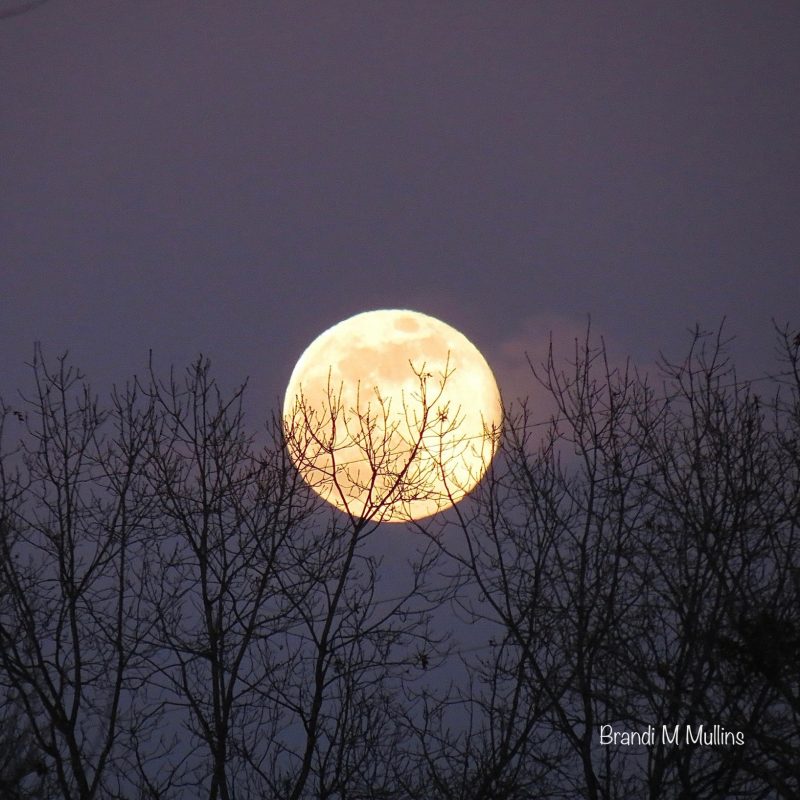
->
xmin=282 ymin=309 xmax=502 ymax=522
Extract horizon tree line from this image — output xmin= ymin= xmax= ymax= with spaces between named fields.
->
xmin=1 ymin=323 xmax=798 ymax=799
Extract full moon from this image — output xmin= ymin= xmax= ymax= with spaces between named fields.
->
xmin=282 ymin=309 xmax=503 ymax=522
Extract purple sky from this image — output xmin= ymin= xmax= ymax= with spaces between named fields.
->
xmin=2 ymin=1 xmax=798 ymax=421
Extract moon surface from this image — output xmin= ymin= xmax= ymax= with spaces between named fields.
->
xmin=282 ymin=309 xmax=503 ymax=522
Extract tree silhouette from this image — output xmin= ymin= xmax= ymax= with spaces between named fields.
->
xmin=1 ymin=326 xmax=798 ymax=799
xmin=407 ymin=324 xmax=800 ymax=799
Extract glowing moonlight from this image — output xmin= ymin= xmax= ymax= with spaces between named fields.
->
xmin=283 ymin=309 xmax=503 ymax=522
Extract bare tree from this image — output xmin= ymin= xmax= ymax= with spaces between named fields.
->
xmin=0 ymin=347 xmax=158 ymax=800
xmin=410 ymin=324 xmax=800 ymax=799
xmin=2 ymin=328 xmax=798 ymax=799
xmin=129 ymin=357 xmax=454 ymax=799
xmin=0 ymin=352 xmax=454 ymax=800
xmin=0 ymin=687 xmax=50 ymax=800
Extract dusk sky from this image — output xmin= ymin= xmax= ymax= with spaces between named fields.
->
xmin=2 ymin=1 xmax=798 ymax=420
